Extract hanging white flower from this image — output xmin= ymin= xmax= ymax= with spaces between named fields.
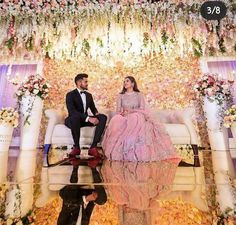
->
xmin=33 ymin=89 xmax=39 ymax=94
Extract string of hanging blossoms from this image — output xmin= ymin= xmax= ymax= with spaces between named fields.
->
xmin=0 ymin=0 xmax=235 ymax=65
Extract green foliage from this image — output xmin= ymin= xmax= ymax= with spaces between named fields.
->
xmin=161 ymin=30 xmax=168 ymax=45
xmin=218 ymin=37 xmax=226 ymax=53
xmin=96 ymin=37 xmax=103 ymax=48
xmin=5 ymin=37 xmax=15 ymax=51
xmin=25 ymin=36 xmax=34 ymax=51
xmin=82 ymin=38 xmax=90 ymax=56
xmin=143 ymin=32 xmax=149 ymax=48
xmin=192 ymin=38 xmax=203 ymax=57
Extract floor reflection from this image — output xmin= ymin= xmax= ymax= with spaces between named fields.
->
xmin=101 ymin=160 xmax=178 ymax=225
xmin=57 ymin=167 xmax=107 ymax=225
xmin=101 ymin=160 xmax=179 ymax=210
xmin=0 ymin=150 xmax=213 ymax=225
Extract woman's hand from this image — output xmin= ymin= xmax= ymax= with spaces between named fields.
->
xmin=120 ymin=108 xmax=134 ymax=116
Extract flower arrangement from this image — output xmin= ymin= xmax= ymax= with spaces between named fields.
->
xmin=14 ymin=74 xmax=50 ymax=125
xmin=223 ymin=105 xmax=236 ymax=128
xmin=16 ymin=74 xmax=50 ymax=101
xmin=0 ymin=182 xmax=35 ymax=225
xmin=0 ymin=107 xmax=19 ymax=128
xmin=193 ymin=73 xmax=231 ymax=105
xmin=0 ymin=211 xmax=35 ymax=225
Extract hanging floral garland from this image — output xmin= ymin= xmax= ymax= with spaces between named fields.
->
xmin=0 ymin=0 xmax=235 ymax=65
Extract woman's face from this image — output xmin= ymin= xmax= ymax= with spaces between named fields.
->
xmin=123 ymin=78 xmax=133 ymax=90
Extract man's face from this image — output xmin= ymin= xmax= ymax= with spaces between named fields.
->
xmin=77 ymin=77 xmax=88 ymax=90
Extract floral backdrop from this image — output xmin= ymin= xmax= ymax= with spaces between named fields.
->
xmin=42 ymin=55 xmax=209 ymax=148
xmin=0 ymin=1 xmax=236 ymax=224
xmin=0 ymin=0 xmax=235 ymax=66
xmin=43 ymin=55 xmax=201 ymax=111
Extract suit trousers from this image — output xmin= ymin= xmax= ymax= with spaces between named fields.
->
xmin=65 ymin=114 xmax=107 ymax=149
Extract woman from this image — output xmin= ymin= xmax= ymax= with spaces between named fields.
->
xmin=102 ymin=76 xmax=179 ymax=162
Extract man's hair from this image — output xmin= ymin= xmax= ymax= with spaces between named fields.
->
xmin=74 ymin=73 xmax=88 ymax=84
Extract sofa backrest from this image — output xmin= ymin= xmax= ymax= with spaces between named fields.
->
xmin=151 ymin=109 xmax=184 ymax=124
xmin=48 ymin=106 xmax=194 ymax=125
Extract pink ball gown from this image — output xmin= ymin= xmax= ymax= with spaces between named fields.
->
xmin=102 ymin=92 xmax=180 ymax=162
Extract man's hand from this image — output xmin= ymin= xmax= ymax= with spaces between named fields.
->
xmin=88 ymin=117 xmax=99 ymax=125
xmin=85 ymin=191 xmax=98 ymax=202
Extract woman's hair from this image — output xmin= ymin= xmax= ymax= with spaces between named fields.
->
xmin=120 ymin=76 xmax=140 ymax=94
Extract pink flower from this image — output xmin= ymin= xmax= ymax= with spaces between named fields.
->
xmin=222 ymin=84 xmax=229 ymax=90
xmin=208 ymin=76 xmax=215 ymax=85
xmin=213 ymin=85 xmax=219 ymax=91
xmin=202 ymin=81 xmax=208 ymax=88
xmin=207 ymin=88 xmax=215 ymax=96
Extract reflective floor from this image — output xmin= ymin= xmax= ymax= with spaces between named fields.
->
xmin=0 ymin=147 xmax=236 ymax=225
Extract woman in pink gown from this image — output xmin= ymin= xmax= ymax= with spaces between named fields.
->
xmin=102 ymin=76 xmax=179 ymax=162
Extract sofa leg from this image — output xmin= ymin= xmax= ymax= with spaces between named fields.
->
xmin=43 ymin=144 xmax=51 ymax=167
xmin=191 ymin=144 xmax=200 ymax=167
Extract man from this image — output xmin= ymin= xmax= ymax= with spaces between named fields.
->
xmin=65 ymin=73 xmax=107 ymax=158
xmin=57 ymin=166 xmax=107 ymax=225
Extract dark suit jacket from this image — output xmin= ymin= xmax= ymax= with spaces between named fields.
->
xmin=57 ymin=186 xmax=95 ymax=225
xmin=65 ymin=89 xmax=98 ymax=125
xmin=57 ymin=183 xmax=107 ymax=225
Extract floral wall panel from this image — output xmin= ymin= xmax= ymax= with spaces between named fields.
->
xmin=43 ymin=55 xmax=201 ymax=111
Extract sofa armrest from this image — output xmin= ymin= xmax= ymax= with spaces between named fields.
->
xmin=44 ymin=109 xmax=65 ymax=145
xmin=177 ymin=108 xmax=199 ymax=145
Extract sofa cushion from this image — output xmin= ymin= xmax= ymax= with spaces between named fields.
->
xmin=52 ymin=124 xmax=95 ymax=138
xmin=164 ymin=124 xmax=191 ymax=144
xmin=51 ymin=123 xmax=191 ymax=146
xmin=152 ymin=110 xmax=183 ymax=124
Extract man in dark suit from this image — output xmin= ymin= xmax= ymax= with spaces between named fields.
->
xmin=57 ymin=166 xmax=107 ymax=225
xmin=65 ymin=73 xmax=107 ymax=157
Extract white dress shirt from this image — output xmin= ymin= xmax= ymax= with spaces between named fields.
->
xmin=77 ymin=88 xmax=89 ymax=122
xmin=76 ymin=196 xmax=89 ymax=225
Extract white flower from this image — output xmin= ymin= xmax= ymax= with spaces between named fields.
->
xmin=16 ymin=90 xmax=22 ymax=96
xmin=193 ymin=84 xmax=199 ymax=90
xmin=25 ymin=90 xmax=30 ymax=96
xmin=16 ymin=221 xmax=23 ymax=225
xmin=202 ymin=82 xmax=208 ymax=88
xmin=34 ymin=83 xmax=39 ymax=89
xmin=0 ymin=107 xmax=19 ymax=127
xmin=223 ymin=123 xmax=230 ymax=128
xmin=6 ymin=218 xmax=13 ymax=225
xmin=33 ymin=89 xmax=39 ymax=94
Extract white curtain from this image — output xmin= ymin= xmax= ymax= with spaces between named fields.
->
xmin=207 ymin=60 xmax=236 ymax=78
xmin=0 ymin=64 xmax=37 ymax=108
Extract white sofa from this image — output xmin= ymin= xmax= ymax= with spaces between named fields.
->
xmin=43 ymin=108 xmax=200 ymax=166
